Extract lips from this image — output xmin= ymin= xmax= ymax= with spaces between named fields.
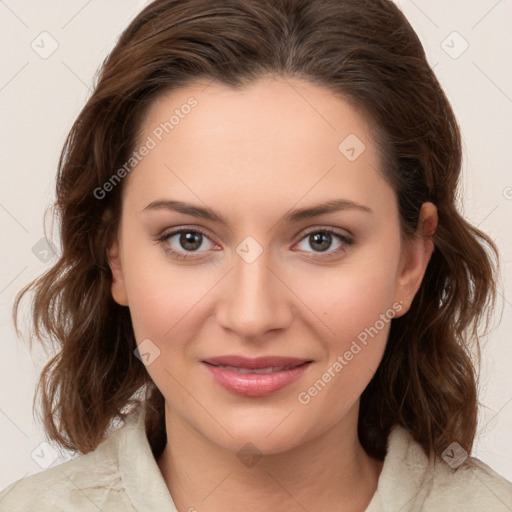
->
xmin=201 ymin=355 xmax=312 ymax=397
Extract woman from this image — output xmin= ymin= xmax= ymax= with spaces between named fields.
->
xmin=1 ymin=0 xmax=511 ymax=510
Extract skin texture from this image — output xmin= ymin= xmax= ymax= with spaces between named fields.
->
xmin=108 ymin=76 xmax=438 ymax=511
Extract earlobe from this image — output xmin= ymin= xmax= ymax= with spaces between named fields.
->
xmin=107 ymin=238 xmax=129 ymax=306
xmin=393 ymin=202 xmax=438 ymax=316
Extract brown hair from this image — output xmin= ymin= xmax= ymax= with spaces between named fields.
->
xmin=14 ymin=0 xmax=497 ymax=460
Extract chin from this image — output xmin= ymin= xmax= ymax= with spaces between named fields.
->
xmin=201 ymin=411 xmax=309 ymax=454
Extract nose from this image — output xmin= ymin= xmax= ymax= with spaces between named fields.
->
xmin=216 ymin=250 xmax=293 ymax=341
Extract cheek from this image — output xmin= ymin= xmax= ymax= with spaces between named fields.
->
xmin=119 ymin=224 xmax=215 ymax=340
xmin=125 ymin=265 xmax=215 ymax=342
xmin=304 ymin=271 xmax=394 ymax=378
xmin=294 ymin=271 xmax=398 ymax=429
xmin=122 ymin=256 xmax=214 ymax=398
xmin=324 ymin=271 xmax=398 ymax=342
xmin=290 ymin=245 xmax=401 ymax=403
xmin=291 ymin=250 xmax=400 ymax=346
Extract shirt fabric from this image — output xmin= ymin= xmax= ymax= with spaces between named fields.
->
xmin=1 ymin=405 xmax=512 ymax=511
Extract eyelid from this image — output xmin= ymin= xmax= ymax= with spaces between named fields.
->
xmin=295 ymin=225 xmax=353 ymax=241
xmin=157 ymin=225 xmax=218 ymax=242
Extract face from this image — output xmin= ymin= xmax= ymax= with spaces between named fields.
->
xmin=108 ymin=76 xmax=434 ymax=455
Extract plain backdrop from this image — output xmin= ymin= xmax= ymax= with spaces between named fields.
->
xmin=0 ymin=0 xmax=511 ymax=490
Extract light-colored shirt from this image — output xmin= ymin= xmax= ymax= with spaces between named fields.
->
xmin=1 ymin=405 xmax=512 ymax=511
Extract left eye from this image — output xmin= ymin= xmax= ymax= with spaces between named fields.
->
xmin=294 ymin=229 xmax=353 ymax=255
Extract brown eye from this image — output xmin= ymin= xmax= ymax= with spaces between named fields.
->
xmin=157 ymin=228 xmax=218 ymax=260
xmin=178 ymin=231 xmax=203 ymax=251
xmin=294 ymin=228 xmax=354 ymax=259
xmin=308 ymin=232 xmax=333 ymax=252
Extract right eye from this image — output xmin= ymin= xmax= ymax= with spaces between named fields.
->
xmin=157 ymin=227 xmax=219 ymax=260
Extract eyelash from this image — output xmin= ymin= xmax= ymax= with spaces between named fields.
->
xmin=156 ymin=226 xmax=354 ymax=261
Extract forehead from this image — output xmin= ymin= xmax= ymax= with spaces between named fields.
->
xmin=124 ymin=76 xmax=393 ymax=218
xmin=140 ymin=76 xmax=375 ymax=157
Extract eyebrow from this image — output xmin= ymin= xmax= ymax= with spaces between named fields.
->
xmin=142 ymin=198 xmax=372 ymax=227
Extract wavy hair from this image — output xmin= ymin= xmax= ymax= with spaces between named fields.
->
xmin=14 ymin=0 xmax=497 ymax=460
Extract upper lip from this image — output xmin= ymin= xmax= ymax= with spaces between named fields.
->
xmin=202 ymin=355 xmax=311 ymax=369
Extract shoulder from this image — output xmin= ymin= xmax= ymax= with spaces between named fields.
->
xmin=0 ymin=419 xmax=137 ymax=512
xmin=375 ymin=425 xmax=512 ymax=511
xmin=430 ymin=456 xmax=512 ymax=510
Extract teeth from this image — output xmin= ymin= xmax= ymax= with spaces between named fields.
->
xmin=217 ymin=364 xmax=295 ymax=374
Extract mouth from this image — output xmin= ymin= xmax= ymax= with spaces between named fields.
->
xmin=202 ymin=355 xmax=311 ymax=369
xmin=201 ymin=355 xmax=313 ymax=397
xmin=205 ymin=363 xmax=306 ymax=374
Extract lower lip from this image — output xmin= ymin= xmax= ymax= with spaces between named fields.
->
xmin=202 ymin=362 xmax=311 ymax=397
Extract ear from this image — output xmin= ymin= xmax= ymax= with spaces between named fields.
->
xmin=393 ymin=202 xmax=438 ymax=317
xmin=107 ymin=237 xmax=129 ymax=306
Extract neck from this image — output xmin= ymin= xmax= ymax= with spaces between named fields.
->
xmin=156 ymin=403 xmax=383 ymax=512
